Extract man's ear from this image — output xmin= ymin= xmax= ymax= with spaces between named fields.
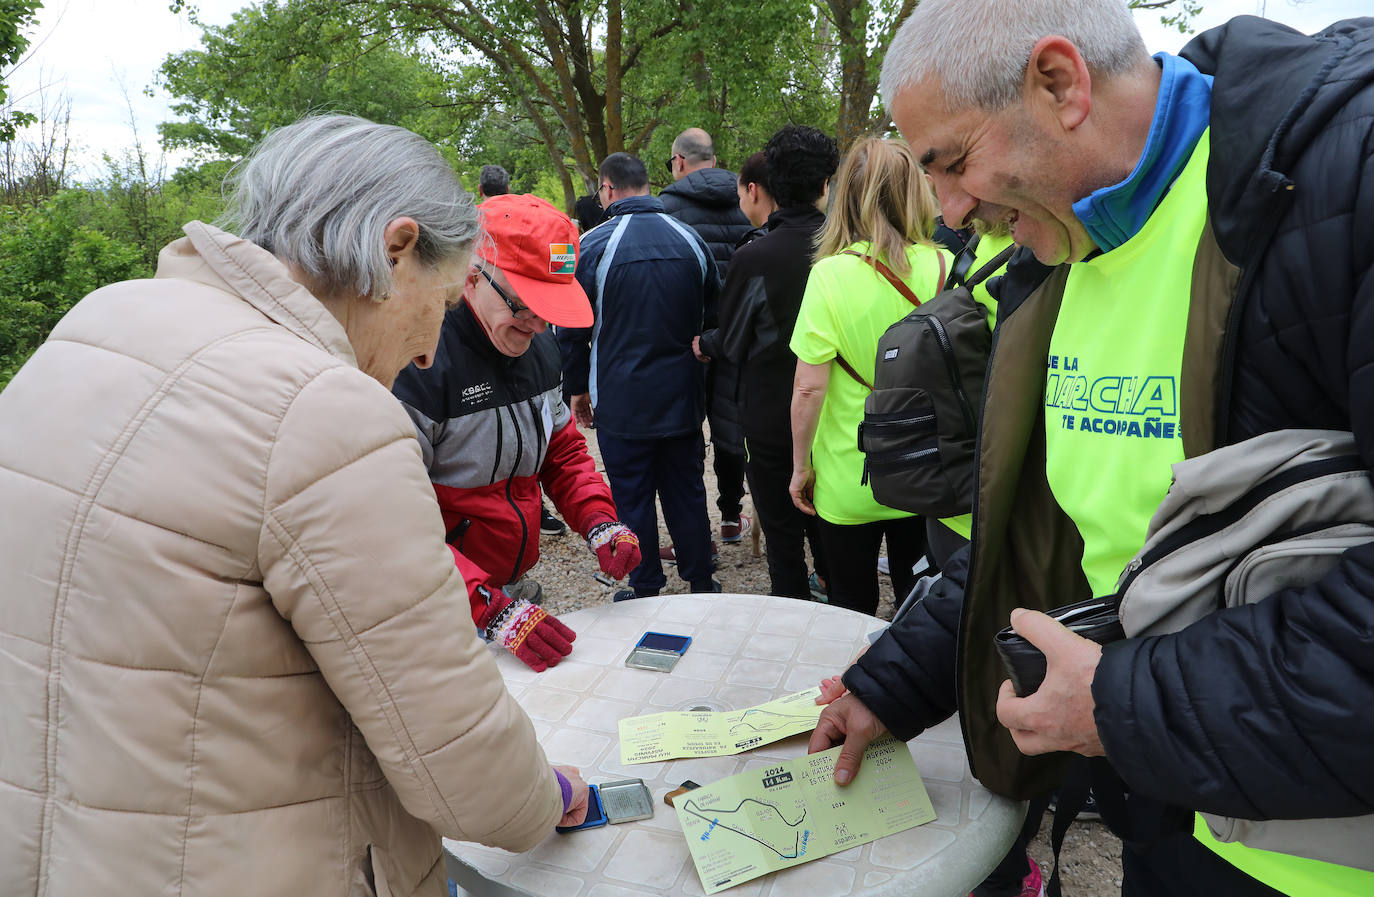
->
xmin=1023 ymin=35 xmax=1092 ymax=132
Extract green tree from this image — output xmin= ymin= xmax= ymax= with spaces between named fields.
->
xmin=0 ymin=193 xmax=148 ymax=386
xmin=159 ymin=0 xmax=470 ymax=161
xmin=0 ymin=0 xmax=40 ymax=142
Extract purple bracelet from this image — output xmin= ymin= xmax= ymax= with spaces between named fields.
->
xmin=554 ymin=769 xmax=573 ymax=812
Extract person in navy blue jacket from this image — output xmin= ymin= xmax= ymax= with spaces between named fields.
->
xmin=559 ymin=153 xmax=723 ymax=600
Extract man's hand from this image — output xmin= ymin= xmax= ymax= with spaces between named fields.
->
xmin=815 ymin=643 xmax=870 ymax=705
xmin=553 ymin=765 xmax=590 ymax=827
xmin=995 ymin=608 xmax=1106 ymax=756
xmin=808 ymin=694 xmax=889 ymax=785
xmin=480 ymin=592 xmax=576 ymax=672
xmin=570 ymin=393 xmax=593 ymax=429
xmin=692 ymin=335 xmax=710 ymax=363
xmin=789 ymin=465 xmax=817 ymax=516
xmin=588 ymin=520 xmax=642 ymax=579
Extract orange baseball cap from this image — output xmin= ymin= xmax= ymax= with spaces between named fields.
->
xmin=476 ymin=194 xmax=593 ymax=327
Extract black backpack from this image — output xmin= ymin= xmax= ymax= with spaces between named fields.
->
xmin=856 ymin=244 xmax=1016 ymax=517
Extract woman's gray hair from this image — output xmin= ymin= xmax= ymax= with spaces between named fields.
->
xmin=880 ymin=0 xmax=1148 ymax=113
xmin=220 ymin=114 xmax=478 ymax=300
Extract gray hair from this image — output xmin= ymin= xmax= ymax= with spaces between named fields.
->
xmin=479 ymin=164 xmax=510 ymax=196
xmin=880 ymin=0 xmax=1148 ymax=112
xmin=672 ymin=128 xmax=715 ymax=164
xmin=220 ymin=114 xmax=478 ymax=300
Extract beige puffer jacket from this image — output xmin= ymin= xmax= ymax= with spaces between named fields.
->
xmin=0 ymin=222 xmax=562 ymax=897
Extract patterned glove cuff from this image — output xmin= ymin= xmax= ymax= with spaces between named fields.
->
xmin=485 ymin=598 xmax=548 ymax=654
xmin=587 ymin=520 xmax=626 ymax=552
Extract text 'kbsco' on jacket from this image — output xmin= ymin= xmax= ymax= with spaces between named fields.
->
xmin=0 ymin=222 xmax=562 ymax=897
xmin=392 ymin=301 xmax=617 ymax=619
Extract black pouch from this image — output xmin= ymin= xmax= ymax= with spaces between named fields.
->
xmin=993 ymin=597 xmax=1124 ymax=697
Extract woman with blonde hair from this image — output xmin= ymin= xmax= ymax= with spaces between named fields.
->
xmin=788 ymin=136 xmax=950 ymax=615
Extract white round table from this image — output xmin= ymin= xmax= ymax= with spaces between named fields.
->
xmin=444 ymin=593 xmax=1024 ymax=897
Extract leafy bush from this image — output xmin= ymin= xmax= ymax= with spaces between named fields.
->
xmin=0 ymin=193 xmax=149 ymax=389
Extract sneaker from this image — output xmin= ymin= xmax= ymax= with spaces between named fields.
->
xmin=612 ymin=588 xmax=638 ymax=602
xmin=1047 ymin=787 xmax=1101 ymax=822
xmin=720 ymin=513 xmax=752 ymax=544
xmin=540 ymin=502 xmax=567 ymax=536
xmin=659 ymin=542 xmax=720 ymax=565
xmin=1018 ymin=856 xmax=1045 ymax=897
xmin=1079 ymin=788 xmax=1101 ymax=821
xmin=808 ymin=572 xmax=828 ymax=603
xmin=968 ymin=856 xmax=1044 ymax=897
xmin=505 ymin=577 xmax=544 ymax=606
xmin=877 ymin=555 xmax=891 ymax=576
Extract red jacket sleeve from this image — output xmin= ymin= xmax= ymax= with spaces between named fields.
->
xmin=447 ymin=543 xmax=503 ymax=630
xmin=540 ymin=419 xmax=618 ymax=536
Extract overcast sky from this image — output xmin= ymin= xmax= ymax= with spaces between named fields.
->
xmin=5 ymin=0 xmax=1370 ymax=179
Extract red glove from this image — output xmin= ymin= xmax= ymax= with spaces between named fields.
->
xmin=476 ymin=586 xmax=576 ymax=672
xmin=588 ymin=520 xmax=641 ymax=580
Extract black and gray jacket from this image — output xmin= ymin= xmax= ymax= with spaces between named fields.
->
xmin=393 ymin=303 xmax=617 ymax=622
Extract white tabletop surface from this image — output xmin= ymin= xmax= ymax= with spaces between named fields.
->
xmin=444 ymin=593 xmax=1023 ymax=897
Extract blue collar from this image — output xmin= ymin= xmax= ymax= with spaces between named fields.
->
xmin=1072 ymin=53 xmax=1212 ymax=252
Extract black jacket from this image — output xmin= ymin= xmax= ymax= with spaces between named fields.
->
xmin=698 ymin=206 xmax=826 ymax=447
xmin=659 ymin=168 xmax=752 ymax=277
xmin=848 ymin=16 xmax=1374 ymax=823
xmin=661 ymin=167 xmax=753 ymax=453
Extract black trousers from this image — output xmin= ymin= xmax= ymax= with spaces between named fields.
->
xmin=815 ymin=514 xmax=927 ymax=616
xmin=1121 ymin=831 xmax=1285 ymax=897
xmin=598 ymin=430 xmax=714 ymax=595
xmin=713 ymin=445 xmax=746 ymax=523
xmin=744 ymin=437 xmax=826 ymax=600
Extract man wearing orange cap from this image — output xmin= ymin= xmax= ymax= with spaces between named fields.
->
xmin=393 ymin=193 xmax=642 ymax=671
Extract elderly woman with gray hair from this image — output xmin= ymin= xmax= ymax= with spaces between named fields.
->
xmin=0 ymin=115 xmax=587 ymax=897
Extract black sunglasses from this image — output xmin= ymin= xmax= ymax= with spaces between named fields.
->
xmin=477 ymin=267 xmax=536 ymax=321
xmin=664 ymin=153 xmax=683 ymax=174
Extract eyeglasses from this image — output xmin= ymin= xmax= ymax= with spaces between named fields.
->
xmin=477 ymin=267 xmax=536 ymax=321
xmin=597 ymin=181 xmax=614 ymax=208
xmin=664 ymin=153 xmax=683 ymax=174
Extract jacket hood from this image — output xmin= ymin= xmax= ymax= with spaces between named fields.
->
xmin=660 ymin=167 xmax=741 ymax=208
xmin=1181 ymin=16 xmax=1374 ymax=265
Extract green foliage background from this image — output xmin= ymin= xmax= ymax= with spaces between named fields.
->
xmin=0 ymin=0 xmax=1201 ymax=390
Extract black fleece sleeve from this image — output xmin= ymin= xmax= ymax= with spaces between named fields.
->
xmin=841 ymin=545 xmax=967 ymax=741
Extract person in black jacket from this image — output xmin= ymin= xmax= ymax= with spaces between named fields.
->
xmin=661 ymin=128 xmax=753 ymax=550
xmin=697 ymin=126 xmax=839 ymax=601
xmin=812 ymin=3 xmax=1374 ymax=895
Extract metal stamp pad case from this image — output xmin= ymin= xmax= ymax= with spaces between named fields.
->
xmin=597 ymin=778 xmax=654 ymax=824
xmin=624 ymin=646 xmax=682 ymax=672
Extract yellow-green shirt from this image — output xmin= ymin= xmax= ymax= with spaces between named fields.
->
xmin=791 ymin=240 xmax=951 ymax=525
xmin=942 ymin=231 xmax=1016 ymax=541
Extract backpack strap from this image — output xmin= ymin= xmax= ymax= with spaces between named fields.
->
xmin=946 ymin=233 xmax=981 ymax=289
xmin=833 ymin=354 xmax=872 ymax=390
xmin=842 ymin=250 xmax=947 ymax=308
xmin=964 ymin=244 xmax=1018 ymax=290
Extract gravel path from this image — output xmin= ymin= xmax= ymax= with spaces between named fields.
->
xmin=523 ymin=425 xmax=1124 ymax=896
